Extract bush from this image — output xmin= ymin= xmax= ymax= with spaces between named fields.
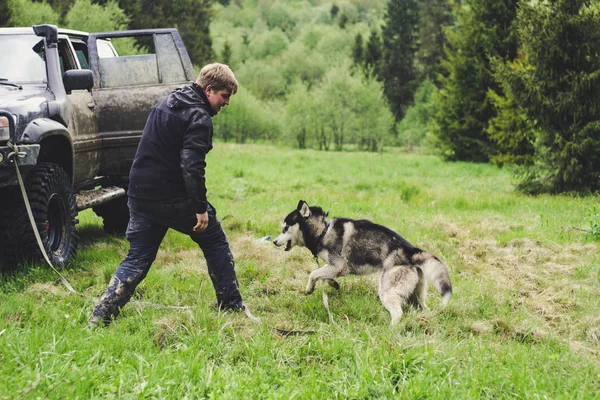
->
xmin=8 ymin=0 xmax=59 ymax=26
xmin=65 ymin=0 xmax=129 ymax=33
xmin=235 ymin=60 xmax=288 ymax=100
xmin=586 ymin=205 xmax=600 ymax=241
xmin=397 ymin=79 xmax=436 ymax=149
xmin=213 ymin=88 xmax=281 ymax=144
xmin=248 ymin=28 xmax=289 ymax=60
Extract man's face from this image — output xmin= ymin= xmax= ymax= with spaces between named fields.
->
xmin=205 ymin=85 xmax=232 ymax=115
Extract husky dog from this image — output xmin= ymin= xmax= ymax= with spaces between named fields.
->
xmin=273 ymin=200 xmax=452 ymax=325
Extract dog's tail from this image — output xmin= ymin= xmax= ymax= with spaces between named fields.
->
xmin=414 ymin=251 xmax=452 ymax=306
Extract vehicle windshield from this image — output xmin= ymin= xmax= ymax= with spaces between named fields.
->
xmin=0 ymin=34 xmax=47 ymax=84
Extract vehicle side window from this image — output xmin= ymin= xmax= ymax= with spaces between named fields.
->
xmin=71 ymin=41 xmax=90 ymax=69
xmin=97 ymin=39 xmax=117 ymax=58
xmin=97 ymin=33 xmax=186 ymax=88
xmin=155 ymin=33 xmax=186 ymax=83
xmin=58 ymin=39 xmax=78 ymax=74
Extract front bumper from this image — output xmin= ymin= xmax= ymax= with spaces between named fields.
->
xmin=0 ymin=144 xmax=41 ymax=187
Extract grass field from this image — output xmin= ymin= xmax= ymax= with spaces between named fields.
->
xmin=1 ymin=143 xmax=599 ymax=399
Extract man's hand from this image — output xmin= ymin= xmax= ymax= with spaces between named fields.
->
xmin=193 ymin=212 xmax=209 ymax=232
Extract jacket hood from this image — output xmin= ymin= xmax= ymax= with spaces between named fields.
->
xmin=166 ymin=83 xmax=215 ymax=116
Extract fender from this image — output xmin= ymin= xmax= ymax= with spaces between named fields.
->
xmin=21 ymin=118 xmax=74 ymax=181
xmin=21 ymin=117 xmax=71 ymax=145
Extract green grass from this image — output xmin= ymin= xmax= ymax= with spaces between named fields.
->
xmin=1 ymin=143 xmax=599 ymax=399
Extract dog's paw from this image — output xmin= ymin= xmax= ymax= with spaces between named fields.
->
xmin=326 ymin=279 xmax=340 ymax=290
xmin=305 ymin=278 xmax=317 ymax=294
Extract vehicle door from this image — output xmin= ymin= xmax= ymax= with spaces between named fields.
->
xmin=86 ymin=29 xmax=196 ymax=183
xmin=57 ymin=34 xmax=99 ymax=189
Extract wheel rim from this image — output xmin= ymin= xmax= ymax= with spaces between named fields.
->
xmin=46 ymin=193 xmax=67 ymax=255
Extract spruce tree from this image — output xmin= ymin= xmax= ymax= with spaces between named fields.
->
xmin=432 ymin=0 xmax=519 ymax=162
xmin=495 ymin=0 xmax=600 ymax=193
xmin=351 ymin=33 xmax=364 ymax=72
xmin=485 ymin=88 xmax=536 ymax=167
xmin=0 ymin=0 xmax=11 ymax=26
xmin=364 ymin=29 xmax=382 ymax=79
xmin=119 ymin=0 xmax=214 ymax=67
xmin=221 ymin=40 xmax=232 ymax=66
xmin=415 ymin=0 xmax=452 ymax=86
xmin=380 ymin=0 xmax=420 ymax=120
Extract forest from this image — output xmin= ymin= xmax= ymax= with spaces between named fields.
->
xmin=3 ymin=0 xmax=600 ymax=194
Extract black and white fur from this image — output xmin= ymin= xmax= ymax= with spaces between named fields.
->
xmin=273 ymin=200 xmax=452 ymax=325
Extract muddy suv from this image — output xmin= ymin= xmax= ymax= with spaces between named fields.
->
xmin=0 ymin=24 xmax=196 ymax=268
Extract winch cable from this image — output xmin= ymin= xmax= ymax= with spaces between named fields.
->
xmin=7 ymin=141 xmax=313 ymax=336
xmin=243 ymin=305 xmax=314 ymax=336
xmin=7 ymin=141 xmax=200 ymax=303
xmin=7 ymin=140 xmax=76 ymax=293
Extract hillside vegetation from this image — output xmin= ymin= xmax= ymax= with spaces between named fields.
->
xmin=6 ymin=0 xmax=600 ymax=192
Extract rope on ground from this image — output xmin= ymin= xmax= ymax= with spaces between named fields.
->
xmin=322 ymin=285 xmax=334 ymax=324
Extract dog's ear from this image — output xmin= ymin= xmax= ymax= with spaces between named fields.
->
xmin=298 ymin=200 xmax=311 ymax=218
xmin=325 ymin=211 xmax=329 ymax=218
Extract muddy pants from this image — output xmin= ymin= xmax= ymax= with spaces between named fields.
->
xmin=90 ymin=197 xmax=243 ymax=325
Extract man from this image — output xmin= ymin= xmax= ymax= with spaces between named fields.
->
xmin=90 ymin=63 xmax=243 ymax=327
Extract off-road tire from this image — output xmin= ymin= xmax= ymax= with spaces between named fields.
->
xmin=5 ymin=162 xmax=79 ymax=267
xmin=0 ymin=187 xmax=21 ymax=271
xmin=93 ymin=196 xmax=129 ymax=235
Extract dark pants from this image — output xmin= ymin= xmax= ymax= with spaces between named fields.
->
xmin=91 ymin=197 xmax=242 ymax=325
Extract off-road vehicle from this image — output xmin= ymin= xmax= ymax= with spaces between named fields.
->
xmin=0 ymin=24 xmax=196 ymax=268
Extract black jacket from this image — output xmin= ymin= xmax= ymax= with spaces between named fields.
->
xmin=128 ymin=83 xmax=215 ymax=214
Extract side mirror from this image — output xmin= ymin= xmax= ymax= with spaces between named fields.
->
xmin=63 ymin=69 xmax=93 ymax=94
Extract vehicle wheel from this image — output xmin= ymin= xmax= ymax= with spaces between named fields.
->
xmin=93 ymin=196 xmax=129 ymax=236
xmin=0 ymin=187 xmax=21 ymax=270
xmin=9 ymin=162 xmax=79 ymax=267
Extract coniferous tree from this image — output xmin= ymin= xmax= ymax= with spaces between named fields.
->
xmin=330 ymin=4 xmax=339 ymax=19
xmin=0 ymin=0 xmax=11 ymax=26
xmin=221 ymin=40 xmax=232 ymax=66
xmin=351 ymin=32 xmax=364 ymax=71
xmin=338 ymin=14 xmax=348 ymax=29
xmin=485 ymin=87 xmax=536 ymax=167
xmin=364 ymin=29 xmax=382 ymax=78
xmin=432 ymin=0 xmax=519 ymax=162
xmin=415 ymin=0 xmax=452 ymax=85
xmin=380 ymin=0 xmax=420 ymax=120
xmin=495 ymin=0 xmax=600 ymax=193
xmin=119 ymin=0 xmax=214 ymax=67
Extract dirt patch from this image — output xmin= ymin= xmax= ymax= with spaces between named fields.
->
xmin=25 ymin=283 xmax=63 ymax=296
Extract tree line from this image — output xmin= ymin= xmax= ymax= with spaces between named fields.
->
xmin=351 ymin=0 xmax=600 ymax=194
xmin=4 ymin=0 xmax=600 ymax=194
xmin=2 ymin=0 xmax=215 ymax=67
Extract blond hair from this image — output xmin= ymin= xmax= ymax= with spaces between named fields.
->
xmin=195 ymin=63 xmax=238 ymax=94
